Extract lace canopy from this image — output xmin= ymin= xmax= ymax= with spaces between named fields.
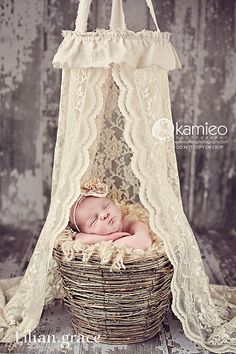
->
xmin=0 ymin=0 xmax=235 ymax=352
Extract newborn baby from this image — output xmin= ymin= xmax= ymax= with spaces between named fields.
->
xmin=69 ymin=195 xmax=152 ymax=250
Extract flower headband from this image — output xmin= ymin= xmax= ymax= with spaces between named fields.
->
xmin=70 ymin=178 xmax=108 ymax=233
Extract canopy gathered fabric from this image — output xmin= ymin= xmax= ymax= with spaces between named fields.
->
xmin=0 ymin=0 xmax=236 ymax=352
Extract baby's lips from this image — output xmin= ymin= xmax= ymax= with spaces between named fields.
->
xmin=108 ymin=217 xmax=114 ymax=224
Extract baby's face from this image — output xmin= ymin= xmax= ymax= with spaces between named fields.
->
xmin=71 ymin=196 xmax=122 ymax=235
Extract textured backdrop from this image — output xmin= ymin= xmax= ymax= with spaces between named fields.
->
xmin=0 ymin=0 xmax=235 ymax=234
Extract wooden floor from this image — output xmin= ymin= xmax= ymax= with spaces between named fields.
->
xmin=0 ymin=222 xmax=235 ymax=354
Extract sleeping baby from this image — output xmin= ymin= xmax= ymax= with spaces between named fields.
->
xmin=68 ymin=179 xmax=152 ymax=250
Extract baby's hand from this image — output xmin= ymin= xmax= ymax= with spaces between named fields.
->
xmin=107 ymin=232 xmax=132 ymax=241
xmin=114 ymin=229 xmax=152 ymax=250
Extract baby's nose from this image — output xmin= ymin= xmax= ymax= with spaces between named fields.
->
xmin=100 ymin=212 xmax=109 ymax=220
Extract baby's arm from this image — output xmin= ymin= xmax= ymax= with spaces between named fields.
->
xmin=114 ymin=221 xmax=152 ymax=250
xmin=74 ymin=232 xmax=130 ymax=245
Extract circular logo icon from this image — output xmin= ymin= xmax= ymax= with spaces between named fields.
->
xmin=152 ymin=118 xmax=174 ymax=140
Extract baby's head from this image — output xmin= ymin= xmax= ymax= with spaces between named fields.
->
xmin=69 ymin=195 xmax=122 ymax=235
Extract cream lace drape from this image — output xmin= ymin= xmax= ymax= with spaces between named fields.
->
xmin=0 ymin=0 xmax=235 ymax=352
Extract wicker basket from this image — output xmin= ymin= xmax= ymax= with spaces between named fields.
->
xmin=53 ymin=242 xmax=174 ymax=344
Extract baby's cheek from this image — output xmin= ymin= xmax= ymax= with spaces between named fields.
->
xmin=80 ymin=223 xmax=91 ymax=233
xmin=113 ymin=205 xmax=120 ymax=216
xmin=96 ymin=224 xmax=109 ymax=235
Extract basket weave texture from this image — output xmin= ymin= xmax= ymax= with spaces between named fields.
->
xmin=53 ymin=245 xmax=174 ymax=344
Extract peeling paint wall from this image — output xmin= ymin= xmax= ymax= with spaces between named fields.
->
xmin=161 ymin=0 xmax=236 ymax=233
xmin=0 ymin=0 xmax=78 ymax=225
xmin=0 ymin=0 xmax=235 ymax=233
xmin=0 ymin=0 xmax=44 ymax=224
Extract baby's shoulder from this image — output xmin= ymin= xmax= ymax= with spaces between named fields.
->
xmin=121 ymin=217 xmax=138 ymax=233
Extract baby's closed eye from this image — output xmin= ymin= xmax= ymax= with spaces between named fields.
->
xmin=90 ymin=203 xmax=110 ymax=227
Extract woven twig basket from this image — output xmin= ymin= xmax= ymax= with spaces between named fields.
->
xmin=53 ymin=243 xmax=174 ymax=344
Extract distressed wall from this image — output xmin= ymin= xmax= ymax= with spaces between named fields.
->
xmin=0 ymin=0 xmax=235 ymax=233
